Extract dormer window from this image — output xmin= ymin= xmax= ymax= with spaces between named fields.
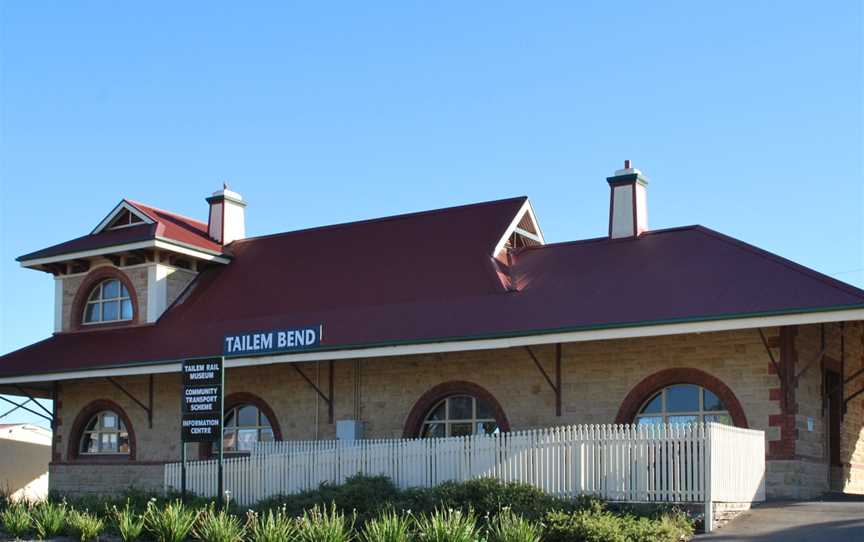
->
xmin=106 ymin=209 xmax=145 ymax=230
xmin=83 ymin=279 xmax=133 ymax=324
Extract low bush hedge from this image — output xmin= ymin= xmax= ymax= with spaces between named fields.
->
xmin=0 ymin=476 xmax=695 ymax=542
xmin=254 ymin=475 xmax=600 ymax=525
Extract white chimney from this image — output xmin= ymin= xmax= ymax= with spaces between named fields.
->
xmin=607 ymin=160 xmax=648 ymax=239
xmin=207 ymin=183 xmax=246 ymax=245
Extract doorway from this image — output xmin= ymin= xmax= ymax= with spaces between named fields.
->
xmin=825 ymin=370 xmax=843 ymax=490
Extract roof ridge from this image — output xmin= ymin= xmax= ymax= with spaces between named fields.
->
xmin=694 ymin=225 xmax=864 ymax=299
xmin=125 ymin=199 xmax=208 ymax=228
xmin=518 ymin=225 xmax=702 ymax=252
xmin=232 ymin=195 xmax=528 ymax=245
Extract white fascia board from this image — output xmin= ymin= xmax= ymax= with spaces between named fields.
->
xmin=91 ymin=201 xmax=155 ymax=234
xmin=19 ymin=240 xmax=229 ymax=267
xmin=492 ymin=199 xmax=546 ymax=257
xmin=20 ymin=240 xmax=157 ymax=267
xmin=2 ymin=306 xmax=862 ymax=385
xmin=152 ymin=239 xmax=229 ymax=263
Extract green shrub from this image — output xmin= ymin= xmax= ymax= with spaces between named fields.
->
xmin=144 ymin=499 xmax=199 ymax=542
xmin=485 ymin=509 xmax=541 ymax=542
xmin=416 ymin=508 xmax=480 ymax=542
xmin=258 ymin=475 xmax=399 ymax=525
xmin=32 ymin=499 xmax=68 ymax=539
xmin=544 ymin=508 xmax=695 ymax=542
xmin=360 ymin=509 xmax=412 ymax=542
xmin=194 ymin=503 xmax=246 ymax=542
xmin=544 ymin=509 xmax=627 ymax=542
xmin=296 ymin=503 xmax=354 ymax=542
xmin=246 ymin=506 xmax=298 ymax=542
xmin=1 ymin=501 xmax=31 ymax=539
xmin=112 ymin=500 xmax=146 ymax=541
xmin=68 ymin=509 xmax=105 ymax=542
xmin=410 ymin=479 xmax=595 ymax=522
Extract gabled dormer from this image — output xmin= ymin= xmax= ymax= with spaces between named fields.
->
xmin=93 ymin=200 xmax=153 ymax=232
xmin=16 ymin=189 xmax=245 ymax=333
xmin=493 ymin=198 xmax=545 ymax=260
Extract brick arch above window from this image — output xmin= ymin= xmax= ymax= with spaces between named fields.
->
xmin=67 ymin=399 xmax=136 ymax=461
xmin=199 ymin=392 xmax=282 ymax=459
xmin=403 ymin=381 xmax=510 ymax=438
xmin=69 ymin=266 xmax=140 ymax=331
xmin=615 ymin=368 xmax=749 ymax=428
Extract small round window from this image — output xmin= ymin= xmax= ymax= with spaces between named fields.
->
xmin=635 ymin=384 xmax=732 ymax=426
xmin=420 ymin=395 xmax=500 ymax=438
xmin=83 ymin=279 xmax=133 ymax=323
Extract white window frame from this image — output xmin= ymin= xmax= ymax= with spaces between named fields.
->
xmin=420 ymin=395 xmax=499 ymax=437
xmin=222 ymin=404 xmax=274 ymax=453
xmin=79 ymin=411 xmax=130 ymax=455
xmin=634 ymin=384 xmax=732 ymax=425
xmin=82 ymin=279 xmax=133 ymax=324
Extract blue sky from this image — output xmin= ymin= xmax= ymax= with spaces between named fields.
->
xmin=1 ymin=2 xmax=862 ymax=426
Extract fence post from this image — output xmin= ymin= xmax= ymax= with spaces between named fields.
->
xmin=704 ymin=423 xmax=713 ymax=533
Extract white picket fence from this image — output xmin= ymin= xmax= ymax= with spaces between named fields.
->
xmin=165 ymin=423 xmax=764 ymax=531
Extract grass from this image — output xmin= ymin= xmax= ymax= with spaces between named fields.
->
xmin=67 ymin=509 xmax=105 ymax=542
xmin=143 ymin=499 xmax=199 ymax=542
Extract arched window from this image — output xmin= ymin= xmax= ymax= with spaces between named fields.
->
xmin=79 ymin=410 xmax=130 ymax=455
xmin=223 ymin=404 xmax=275 ymax=452
xmin=420 ymin=394 xmax=501 ymax=437
xmin=82 ymin=279 xmax=133 ymax=324
xmin=635 ymin=384 xmax=732 ymax=426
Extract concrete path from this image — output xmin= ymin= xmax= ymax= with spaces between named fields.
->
xmin=697 ymin=501 xmax=864 ymax=541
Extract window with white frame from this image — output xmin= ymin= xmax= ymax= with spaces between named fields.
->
xmin=635 ymin=384 xmax=732 ymax=426
xmin=222 ymin=404 xmax=274 ymax=452
xmin=79 ymin=410 xmax=130 ymax=455
xmin=83 ymin=279 xmax=133 ymax=324
xmin=420 ymin=395 xmax=500 ymax=437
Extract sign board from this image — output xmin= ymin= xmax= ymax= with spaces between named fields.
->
xmin=223 ymin=324 xmax=323 ymax=356
xmin=181 ymin=358 xmax=223 ymax=443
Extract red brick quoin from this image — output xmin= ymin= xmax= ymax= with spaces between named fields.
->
xmin=614 ymin=368 xmax=749 ymax=428
xmin=403 ymin=381 xmax=510 ymax=438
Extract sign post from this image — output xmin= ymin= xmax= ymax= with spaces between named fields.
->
xmin=181 ymin=358 xmax=224 ymax=506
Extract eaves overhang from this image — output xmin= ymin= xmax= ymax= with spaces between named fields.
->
xmin=1 ymin=303 xmax=862 ymax=386
xmin=17 ymin=238 xmax=231 ymax=267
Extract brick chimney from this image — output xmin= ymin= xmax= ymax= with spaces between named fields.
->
xmin=607 ymin=160 xmax=648 ymax=239
xmin=207 ymin=183 xmax=247 ymax=245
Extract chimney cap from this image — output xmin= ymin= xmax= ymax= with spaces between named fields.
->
xmin=609 ymin=160 xmax=648 ymax=183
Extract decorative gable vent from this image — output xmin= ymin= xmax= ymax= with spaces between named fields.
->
xmin=493 ymin=199 xmax=544 ymax=258
xmin=106 ymin=208 xmax=145 ymax=230
xmin=91 ymin=200 xmax=154 ymax=234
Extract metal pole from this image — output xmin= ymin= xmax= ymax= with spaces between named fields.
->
xmin=181 ymin=442 xmax=187 ymax=503
xmin=217 ymin=357 xmax=225 ymax=509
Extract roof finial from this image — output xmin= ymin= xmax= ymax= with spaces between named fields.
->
xmin=223 ymin=180 xmax=230 ymax=191
xmin=624 ymin=159 xmax=631 ymax=170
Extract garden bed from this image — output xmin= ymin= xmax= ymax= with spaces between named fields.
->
xmin=1 ymin=476 xmax=695 ymax=542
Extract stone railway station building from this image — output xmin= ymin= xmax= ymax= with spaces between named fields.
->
xmin=1 ymin=164 xmax=862 ymax=499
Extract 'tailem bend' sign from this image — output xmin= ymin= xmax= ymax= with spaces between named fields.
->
xmin=223 ymin=325 xmax=323 ymax=356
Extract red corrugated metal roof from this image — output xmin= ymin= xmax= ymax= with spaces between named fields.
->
xmin=2 ymin=196 xmax=863 ymax=379
xmin=17 ymin=199 xmax=221 ymax=262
